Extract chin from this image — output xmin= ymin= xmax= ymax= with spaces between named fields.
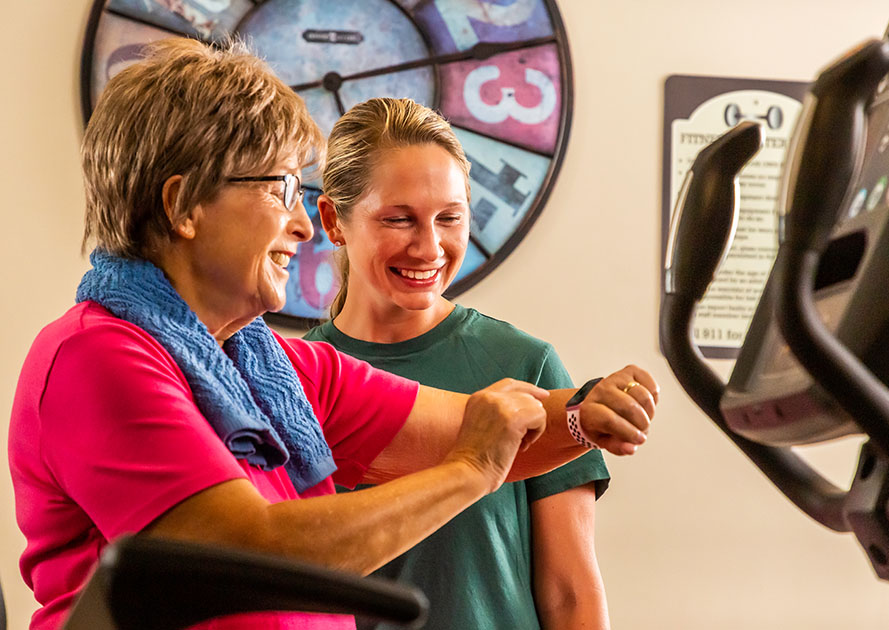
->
xmin=395 ymin=294 xmax=439 ymax=312
xmin=263 ymin=299 xmax=287 ymax=314
xmin=258 ymin=289 xmax=288 ymax=316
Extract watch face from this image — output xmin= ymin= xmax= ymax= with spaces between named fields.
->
xmin=81 ymin=0 xmax=574 ymax=326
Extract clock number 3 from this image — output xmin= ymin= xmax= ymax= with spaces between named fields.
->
xmin=463 ymin=65 xmax=556 ymax=125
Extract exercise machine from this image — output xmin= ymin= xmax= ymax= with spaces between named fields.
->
xmin=661 ymin=38 xmax=889 ymax=579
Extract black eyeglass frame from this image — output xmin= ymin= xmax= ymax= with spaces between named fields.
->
xmin=227 ymin=174 xmax=305 ymax=211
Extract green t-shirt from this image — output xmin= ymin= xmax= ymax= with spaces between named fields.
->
xmin=303 ymin=305 xmax=610 ymax=630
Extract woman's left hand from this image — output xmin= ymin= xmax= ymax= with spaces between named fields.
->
xmin=577 ymin=365 xmax=659 ymax=455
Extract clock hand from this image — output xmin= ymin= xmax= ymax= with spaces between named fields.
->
xmin=321 ymin=73 xmax=347 ymax=115
xmin=106 ymin=5 xmax=213 ymax=44
xmin=289 ymin=35 xmax=557 ymax=92
xmin=333 ymin=91 xmax=346 ymax=116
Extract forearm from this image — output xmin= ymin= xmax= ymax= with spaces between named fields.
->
xmin=507 ymin=388 xmax=587 ymax=481
xmin=366 ymin=385 xmax=463 ymax=482
xmin=144 ymin=459 xmax=488 ymax=576
xmin=370 ymin=386 xmax=584 ymax=481
xmin=371 ymin=375 xmax=653 ymax=484
xmin=266 ymin=460 xmax=488 ymax=574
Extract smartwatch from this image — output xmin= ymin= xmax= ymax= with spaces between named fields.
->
xmin=566 ymin=377 xmax=603 ymax=449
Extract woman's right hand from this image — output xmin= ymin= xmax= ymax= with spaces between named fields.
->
xmin=444 ymin=379 xmax=550 ymax=493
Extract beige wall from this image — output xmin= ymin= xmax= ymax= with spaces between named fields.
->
xmin=3 ymin=1 xmax=889 ymax=628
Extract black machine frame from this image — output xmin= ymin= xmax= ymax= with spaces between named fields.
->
xmin=661 ymin=38 xmax=889 ymax=579
xmin=62 ymin=536 xmax=428 ymax=630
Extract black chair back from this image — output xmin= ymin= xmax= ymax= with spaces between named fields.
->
xmin=63 ymin=536 xmax=427 ymax=630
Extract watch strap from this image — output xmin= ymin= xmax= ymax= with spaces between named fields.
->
xmin=566 ymin=377 xmax=603 ymax=449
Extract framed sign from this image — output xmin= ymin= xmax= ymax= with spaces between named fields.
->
xmin=662 ymin=74 xmax=809 ymax=358
xmin=81 ymin=0 xmax=575 ymax=326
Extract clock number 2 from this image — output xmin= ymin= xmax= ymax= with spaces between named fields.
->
xmin=434 ymin=0 xmax=537 ymax=49
xmin=463 ymin=65 xmax=556 ymax=125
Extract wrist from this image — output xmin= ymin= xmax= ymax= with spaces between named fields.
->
xmin=441 ymin=455 xmax=500 ymax=496
xmin=566 ymin=378 xmax=602 ymax=449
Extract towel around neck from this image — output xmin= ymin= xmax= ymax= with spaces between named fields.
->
xmin=76 ymin=249 xmax=337 ymax=492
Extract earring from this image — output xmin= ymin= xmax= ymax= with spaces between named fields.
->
xmin=334 ymin=240 xmax=343 ymax=247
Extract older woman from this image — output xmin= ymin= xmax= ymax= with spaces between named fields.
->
xmin=306 ymin=98 xmax=617 ymax=629
xmin=8 ymin=39 xmax=658 ymax=630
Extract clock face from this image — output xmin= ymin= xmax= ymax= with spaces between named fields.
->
xmin=81 ymin=0 xmax=574 ymax=326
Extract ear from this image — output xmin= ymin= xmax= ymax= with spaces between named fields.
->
xmin=317 ymin=194 xmax=345 ymax=245
xmin=161 ymin=175 xmax=197 ymax=240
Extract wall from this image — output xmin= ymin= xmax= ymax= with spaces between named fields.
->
xmin=3 ymin=1 xmax=889 ymax=629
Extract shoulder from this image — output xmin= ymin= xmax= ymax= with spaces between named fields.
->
xmin=458 ymin=307 xmax=568 ymax=386
xmin=274 ymin=334 xmax=342 ymax=387
xmin=20 ymin=302 xmax=179 ymax=390
xmin=12 ymin=303 xmax=198 ymax=464
xmin=275 ymin=333 xmax=414 ymax=397
xmin=462 ymin=308 xmax=561 ymax=365
xmin=44 ymin=303 xmax=191 ymax=397
xmin=461 ymin=307 xmax=553 ymax=353
xmin=301 ymin=321 xmax=330 ymax=343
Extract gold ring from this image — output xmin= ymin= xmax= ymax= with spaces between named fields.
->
xmin=622 ymin=381 xmax=640 ymax=394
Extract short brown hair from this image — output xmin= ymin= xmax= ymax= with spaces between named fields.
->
xmin=323 ymin=98 xmax=471 ymax=317
xmin=81 ymin=37 xmax=323 ymax=259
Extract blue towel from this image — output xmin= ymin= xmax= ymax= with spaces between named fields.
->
xmin=76 ymin=249 xmax=337 ymax=492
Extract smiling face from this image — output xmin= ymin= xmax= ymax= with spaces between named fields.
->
xmin=338 ymin=143 xmax=470 ymax=316
xmin=170 ymin=155 xmax=313 ymax=333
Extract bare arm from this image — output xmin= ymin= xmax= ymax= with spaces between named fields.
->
xmin=531 ymin=483 xmax=609 ymax=629
xmin=144 ymin=461 xmax=488 ymax=575
xmin=144 ymin=379 xmax=548 ymax=574
xmin=367 ymin=365 xmax=659 ymax=483
xmin=143 ymin=367 xmax=657 ymax=576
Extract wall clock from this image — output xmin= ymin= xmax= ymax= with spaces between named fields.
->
xmin=81 ymin=0 xmax=574 ymax=326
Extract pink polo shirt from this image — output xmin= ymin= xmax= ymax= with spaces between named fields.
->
xmin=8 ymin=302 xmax=419 ymax=630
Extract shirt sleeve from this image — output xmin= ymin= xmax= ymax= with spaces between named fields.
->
xmin=280 ymin=337 xmax=420 ymax=488
xmin=39 ymin=322 xmax=247 ymax=540
xmin=525 ymin=344 xmax=611 ymax=501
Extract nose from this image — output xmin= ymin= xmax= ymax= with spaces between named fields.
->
xmin=287 ymin=200 xmax=314 ymax=243
xmin=408 ymin=221 xmax=444 ymax=262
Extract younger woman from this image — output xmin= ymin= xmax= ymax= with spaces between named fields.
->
xmin=305 ymin=98 xmax=616 ymax=629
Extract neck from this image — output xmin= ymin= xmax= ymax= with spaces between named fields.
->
xmin=154 ymin=247 xmax=254 ymax=345
xmin=333 ymin=294 xmax=455 ymax=343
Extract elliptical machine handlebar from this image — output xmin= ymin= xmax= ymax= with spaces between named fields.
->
xmin=660 ymin=120 xmax=850 ymax=533
xmin=776 ymin=39 xmax=889 ymax=458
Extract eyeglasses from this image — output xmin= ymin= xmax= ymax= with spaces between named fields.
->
xmin=227 ymin=174 xmax=306 ymax=211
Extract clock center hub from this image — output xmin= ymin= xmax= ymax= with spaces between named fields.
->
xmin=322 ymin=72 xmax=344 ymax=93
